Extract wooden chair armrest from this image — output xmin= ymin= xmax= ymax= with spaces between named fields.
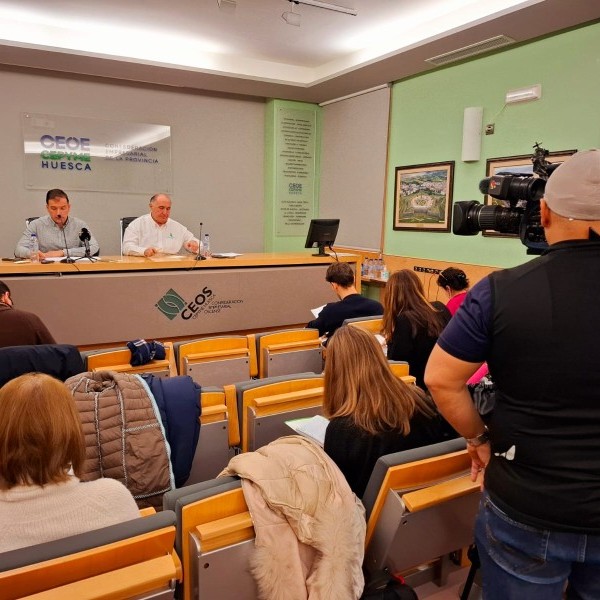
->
xmin=186 ymin=348 xmax=249 ymax=361
xmin=223 ymin=385 xmax=241 ymax=447
xmin=19 ymin=554 xmax=181 ymax=600
xmin=266 ymin=340 xmax=322 ymax=353
xmin=401 ymin=474 xmax=480 ymax=512
xmin=196 ymin=512 xmax=254 ymax=553
xmin=253 ymin=387 xmax=323 ymax=408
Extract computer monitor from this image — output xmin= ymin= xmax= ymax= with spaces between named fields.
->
xmin=304 ymin=218 xmax=340 ymax=257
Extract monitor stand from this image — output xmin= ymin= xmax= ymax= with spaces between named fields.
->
xmin=312 ymin=243 xmax=330 ymax=257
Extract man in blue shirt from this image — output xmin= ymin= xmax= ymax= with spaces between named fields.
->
xmin=425 ymin=149 xmax=600 ymax=600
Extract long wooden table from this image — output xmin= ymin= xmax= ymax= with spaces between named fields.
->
xmin=0 ymin=253 xmax=360 ymax=346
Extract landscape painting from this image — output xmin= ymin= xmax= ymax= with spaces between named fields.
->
xmin=393 ymin=162 xmax=454 ymax=232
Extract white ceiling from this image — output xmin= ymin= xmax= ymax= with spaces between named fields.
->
xmin=0 ymin=0 xmax=598 ymax=102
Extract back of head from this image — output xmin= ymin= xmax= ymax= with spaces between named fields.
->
xmin=383 ymin=269 xmax=444 ymax=340
xmin=325 ymin=261 xmax=355 ymax=288
xmin=0 ymin=281 xmax=9 ymax=297
xmin=324 ymin=326 xmax=428 ymax=434
xmin=437 ymin=267 xmax=469 ymax=291
xmin=45 ymin=188 xmax=69 ymax=204
xmin=544 ymin=149 xmax=600 ymax=220
xmin=0 ymin=373 xmax=85 ymax=488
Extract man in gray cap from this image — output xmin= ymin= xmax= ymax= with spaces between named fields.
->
xmin=424 ymin=150 xmax=600 ymax=600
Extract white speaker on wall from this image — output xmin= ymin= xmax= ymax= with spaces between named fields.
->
xmin=461 ymin=106 xmax=484 ymax=162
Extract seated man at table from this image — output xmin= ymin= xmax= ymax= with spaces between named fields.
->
xmin=14 ymin=189 xmax=99 ymax=260
xmin=122 ymin=193 xmax=199 ymax=257
xmin=0 ymin=281 xmax=56 ymax=347
xmin=307 ymin=261 xmax=383 ymax=341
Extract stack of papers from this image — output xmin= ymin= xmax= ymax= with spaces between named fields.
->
xmin=285 ymin=415 xmax=330 ymax=446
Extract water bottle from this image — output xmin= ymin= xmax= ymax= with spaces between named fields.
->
xmin=381 ymin=263 xmax=389 ymax=281
xmin=202 ymin=233 xmax=211 ymax=258
xmin=30 ymin=233 xmax=39 ymax=263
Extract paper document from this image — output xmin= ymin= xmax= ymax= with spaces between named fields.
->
xmin=285 ymin=415 xmax=330 ymax=446
xmin=148 ymin=254 xmax=189 ymax=261
xmin=311 ymin=304 xmax=325 ymax=318
xmin=211 ymin=253 xmax=242 ymax=258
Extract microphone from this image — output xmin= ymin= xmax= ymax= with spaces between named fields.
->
xmin=79 ymin=228 xmax=91 ymax=255
xmin=195 ymin=222 xmax=206 ymax=260
xmin=60 ymin=223 xmax=75 ymax=263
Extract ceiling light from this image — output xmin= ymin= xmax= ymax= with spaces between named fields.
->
xmin=282 ymin=10 xmax=301 ymax=26
xmin=289 ymin=0 xmax=357 ymax=16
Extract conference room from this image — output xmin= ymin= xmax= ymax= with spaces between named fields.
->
xmin=1 ymin=1 xmax=599 ymax=598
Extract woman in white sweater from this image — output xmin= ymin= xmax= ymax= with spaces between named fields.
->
xmin=0 ymin=373 xmax=140 ymax=552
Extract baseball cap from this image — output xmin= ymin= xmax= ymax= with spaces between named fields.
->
xmin=544 ymin=149 xmax=600 ymax=220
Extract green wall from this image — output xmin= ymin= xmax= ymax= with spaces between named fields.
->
xmin=264 ymin=99 xmax=322 ymax=252
xmin=385 ymin=21 xmax=600 ymax=268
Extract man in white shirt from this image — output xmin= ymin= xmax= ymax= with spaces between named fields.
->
xmin=122 ymin=193 xmax=199 ymax=257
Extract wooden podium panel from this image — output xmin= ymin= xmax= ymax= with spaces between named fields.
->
xmin=2 ymin=254 xmax=359 ymax=346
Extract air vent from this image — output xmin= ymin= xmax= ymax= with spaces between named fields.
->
xmin=426 ymin=35 xmax=515 ymax=66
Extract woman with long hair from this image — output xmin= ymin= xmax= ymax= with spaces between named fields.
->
xmin=323 ymin=326 xmax=455 ymax=497
xmin=0 ymin=373 xmax=140 ymax=552
xmin=382 ymin=269 xmax=451 ymax=390
xmin=436 ymin=267 xmax=469 ymax=315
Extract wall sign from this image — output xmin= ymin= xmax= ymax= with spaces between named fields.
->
xmin=22 ymin=113 xmax=172 ymax=193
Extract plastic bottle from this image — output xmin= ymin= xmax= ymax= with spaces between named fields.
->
xmin=381 ymin=262 xmax=389 ymax=281
xmin=202 ymin=233 xmax=211 ymax=258
xmin=30 ymin=233 xmax=39 ymax=263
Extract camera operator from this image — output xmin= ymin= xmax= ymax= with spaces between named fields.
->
xmin=424 ymin=149 xmax=600 ymax=600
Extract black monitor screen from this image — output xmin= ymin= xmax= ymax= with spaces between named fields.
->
xmin=305 ymin=218 xmax=340 ymax=256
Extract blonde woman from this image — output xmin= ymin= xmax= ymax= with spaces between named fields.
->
xmin=323 ymin=326 xmax=455 ymax=497
xmin=382 ymin=269 xmax=451 ymax=390
xmin=0 ymin=373 xmax=140 ymax=552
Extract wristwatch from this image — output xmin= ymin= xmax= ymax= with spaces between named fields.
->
xmin=466 ymin=426 xmax=490 ymax=447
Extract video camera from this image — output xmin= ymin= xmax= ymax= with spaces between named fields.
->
xmin=453 ymin=143 xmax=560 ymax=254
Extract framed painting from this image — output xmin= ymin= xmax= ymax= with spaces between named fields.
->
xmin=393 ymin=161 xmax=454 ymax=232
xmin=483 ymin=149 xmax=576 ymax=237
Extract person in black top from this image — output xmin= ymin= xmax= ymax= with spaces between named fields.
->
xmin=307 ymin=261 xmax=382 ymax=341
xmin=382 ymin=269 xmax=450 ymax=390
xmin=323 ymin=326 xmax=456 ymax=497
xmin=425 ymin=149 xmax=600 ymax=600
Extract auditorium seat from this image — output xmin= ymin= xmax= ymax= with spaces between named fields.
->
xmin=342 ymin=315 xmax=383 ymax=334
xmin=120 ymin=216 xmax=138 ymax=255
xmin=174 ymin=335 xmax=258 ymax=386
xmin=81 ymin=341 xmax=176 ymax=378
xmin=362 ymin=438 xmax=481 ymax=588
xmin=223 ymin=373 xmax=324 ymax=453
xmin=254 ymin=328 xmax=324 ymax=378
xmin=162 ymin=439 xmax=479 ymax=600
xmin=185 ymin=386 xmax=235 ymax=485
xmin=0 ymin=510 xmax=182 ymax=600
xmin=162 ymin=477 xmax=253 ymax=600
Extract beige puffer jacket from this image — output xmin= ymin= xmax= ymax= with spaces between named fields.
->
xmin=220 ymin=435 xmax=366 ymax=600
xmin=65 ymin=371 xmax=174 ymax=509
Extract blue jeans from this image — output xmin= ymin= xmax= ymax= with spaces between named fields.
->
xmin=475 ymin=492 xmax=600 ymax=600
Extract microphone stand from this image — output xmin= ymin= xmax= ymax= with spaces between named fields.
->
xmin=60 ymin=222 xmax=75 ymax=264
xmin=74 ymin=236 xmax=98 ymax=262
xmin=195 ymin=221 xmax=206 ymax=260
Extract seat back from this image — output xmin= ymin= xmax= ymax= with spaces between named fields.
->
xmin=186 ymin=387 xmax=234 ymax=484
xmin=163 ymin=478 xmax=255 ymax=600
xmin=255 ymin=328 xmax=324 ymax=378
xmin=120 ymin=216 xmax=138 ymax=255
xmin=362 ymin=438 xmax=481 ymax=581
xmin=388 ymin=360 xmax=409 ymax=378
xmin=174 ymin=335 xmax=258 ymax=386
xmin=81 ymin=341 xmax=176 ymax=378
xmin=0 ymin=511 xmax=181 ymax=600
xmin=343 ymin=315 xmax=383 ymax=334
xmin=224 ymin=373 xmax=324 ymax=453
xmin=25 ymin=216 xmax=39 ymax=227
